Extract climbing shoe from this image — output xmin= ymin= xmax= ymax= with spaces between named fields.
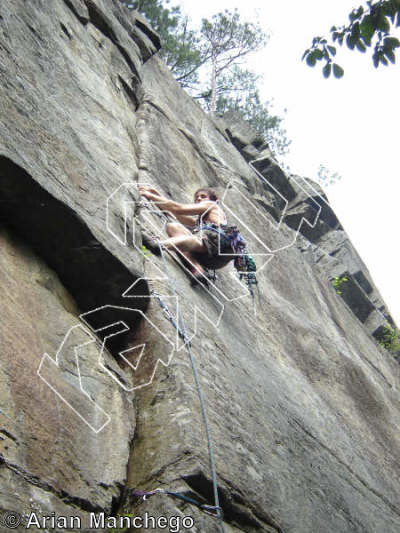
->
xmin=142 ymin=233 xmax=162 ymax=256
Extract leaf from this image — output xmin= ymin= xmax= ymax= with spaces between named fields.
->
xmin=346 ymin=33 xmax=356 ymax=50
xmin=333 ymin=63 xmax=344 ymax=78
xmin=356 ymin=6 xmax=365 ymax=19
xmin=385 ymin=49 xmax=396 ymax=63
xmin=356 ymin=40 xmax=367 ymax=52
xmin=306 ymin=53 xmax=317 ymax=66
xmin=384 ymin=36 xmax=400 ymax=48
xmin=373 ymin=51 xmax=379 ymax=67
xmin=301 ymin=49 xmax=309 ymax=61
xmin=327 ymin=45 xmax=336 ymax=56
xmin=351 ymin=21 xmax=361 ymax=40
xmin=377 ymin=13 xmax=390 ymax=33
xmin=323 ymin=62 xmax=331 ymax=78
xmin=314 ymin=49 xmax=324 ymax=59
xmin=360 ymin=15 xmax=374 ymax=45
xmin=349 ymin=9 xmax=362 ymax=23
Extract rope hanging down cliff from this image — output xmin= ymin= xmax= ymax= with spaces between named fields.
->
xmin=159 ymin=244 xmax=224 ymax=528
xmin=130 ymin=191 xmax=232 ymax=530
xmin=133 ymin=244 xmax=226 ymax=532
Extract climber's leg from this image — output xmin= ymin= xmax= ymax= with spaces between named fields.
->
xmin=163 ymin=222 xmax=206 ymax=273
xmin=165 ymin=221 xmax=191 ymax=238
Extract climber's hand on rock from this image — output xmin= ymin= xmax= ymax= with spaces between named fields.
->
xmin=147 ymin=187 xmax=160 ymax=195
xmin=138 ymin=185 xmax=160 ymax=199
xmin=138 ymin=185 xmax=151 ymax=198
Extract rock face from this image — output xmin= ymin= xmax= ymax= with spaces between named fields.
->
xmin=0 ymin=2 xmax=399 ymax=532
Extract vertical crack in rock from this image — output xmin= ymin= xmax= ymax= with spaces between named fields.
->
xmin=119 ymin=74 xmax=140 ymax=110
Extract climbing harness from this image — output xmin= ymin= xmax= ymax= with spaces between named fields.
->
xmin=131 ymin=488 xmax=222 ymax=518
xmin=195 ymin=221 xmax=259 ymax=304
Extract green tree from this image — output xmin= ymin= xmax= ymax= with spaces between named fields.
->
xmin=303 ymin=0 xmax=400 ymax=78
xmin=207 ymin=67 xmax=290 ymax=155
xmin=200 ymin=9 xmax=268 ymax=114
xmin=197 ymin=67 xmax=260 ymax=110
xmin=119 ymin=1 xmax=289 ymax=154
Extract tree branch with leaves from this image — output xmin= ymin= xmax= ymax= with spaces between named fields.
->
xmin=303 ymin=0 xmax=400 ymax=78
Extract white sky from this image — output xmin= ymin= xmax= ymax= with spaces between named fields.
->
xmin=177 ymin=0 xmax=400 ymax=326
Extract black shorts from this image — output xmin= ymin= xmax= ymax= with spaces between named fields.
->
xmin=193 ymin=228 xmax=236 ymax=269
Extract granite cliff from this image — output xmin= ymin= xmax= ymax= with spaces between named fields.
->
xmin=1 ymin=1 xmax=400 ymax=532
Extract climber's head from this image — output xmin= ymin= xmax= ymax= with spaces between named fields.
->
xmin=194 ymin=188 xmax=218 ymax=203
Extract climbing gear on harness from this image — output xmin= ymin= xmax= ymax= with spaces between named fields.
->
xmin=131 ymin=488 xmax=222 ymax=519
xmin=234 ymin=247 xmax=258 ymax=290
xmin=193 ymin=222 xmax=258 ymax=284
xmin=193 ymin=223 xmax=237 ymax=266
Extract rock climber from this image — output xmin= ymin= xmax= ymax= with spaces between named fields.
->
xmin=138 ymin=185 xmax=235 ymax=283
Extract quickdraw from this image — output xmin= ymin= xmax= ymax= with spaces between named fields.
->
xmin=131 ymin=488 xmax=223 ymax=519
xmin=151 ymin=290 xmax=190 ymax=345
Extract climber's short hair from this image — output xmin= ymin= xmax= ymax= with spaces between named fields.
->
xmin=194 ymin=188 xmax=218 ymax=202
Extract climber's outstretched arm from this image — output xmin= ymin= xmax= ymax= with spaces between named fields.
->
xmin=173 ymin=213 xmax=197 ymax=227
xmin=138 ymin=186 xmax=213 ymax=218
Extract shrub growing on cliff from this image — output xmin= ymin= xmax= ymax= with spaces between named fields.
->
xmin=378 ymin=324 xmax=400 ymax=355
xmin=332 ymin=275 xmax=348 ymax=295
